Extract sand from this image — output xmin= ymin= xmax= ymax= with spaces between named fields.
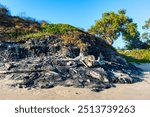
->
xmin=0 ymin=63 xmax=150 ymax=100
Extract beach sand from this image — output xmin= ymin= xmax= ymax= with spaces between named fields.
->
xmin=0 ymin=63 xmax=150 ymax=100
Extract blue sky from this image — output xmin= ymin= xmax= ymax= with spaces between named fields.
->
xmin=0 ymin=0 xmax=150 ymax=48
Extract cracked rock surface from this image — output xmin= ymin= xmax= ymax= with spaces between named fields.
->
xmin=0 ymin=36 xmax=141 ymax=92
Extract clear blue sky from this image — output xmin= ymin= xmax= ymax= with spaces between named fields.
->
xmin=0 ymin=0 xmax=150 ymax=48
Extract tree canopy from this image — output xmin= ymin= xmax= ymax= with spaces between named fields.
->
xmin=142 ymin=18 xmax=150 ymax=40
xmin=141 ymin=18 xmax=150 ymax=48
xmin=88 ymin=10 xmax=140 ymax=46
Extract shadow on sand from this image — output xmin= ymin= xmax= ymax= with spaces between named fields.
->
xmin=131 ymin=63 xmax=150 ymax=84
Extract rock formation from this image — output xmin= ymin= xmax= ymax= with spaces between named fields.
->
xmin=0 ymin=35 xmax=141 ymax=92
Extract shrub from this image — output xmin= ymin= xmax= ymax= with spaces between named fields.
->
xmin=41 ymin=24 xmax=79 ymax=35
xmin=118 ymin=49 xmax=150 ymax=63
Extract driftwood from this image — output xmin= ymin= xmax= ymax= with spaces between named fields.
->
xmin=56 ymin=56 xmax=81 ymax=61
xmin=57 ymin=55 xmax=96 ymax=68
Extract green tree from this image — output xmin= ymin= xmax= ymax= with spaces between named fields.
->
xmin=142 ymin=19 xmax=150 ymax=40
xmin=88 ymin=10 xmax=140 ymax=46
xmin=142 ymin=18 xmax=150 ymax=48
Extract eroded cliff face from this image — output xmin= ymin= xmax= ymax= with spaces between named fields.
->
xmin=0 ymin=36 xmax=141 ymax=92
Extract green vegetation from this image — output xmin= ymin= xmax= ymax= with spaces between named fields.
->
xmin=88 ymin=9 xmax=140 ymax=47
xmin=41 ymin=24 xmax=85 ymax=48
xmin=16 ymin=23 xmax=85 ymax=47
xmin=16 ymin=24 xmax=86 ymax=48
xmin=142 ymin=18 xmax=150 ymax=47
xmin=142 ymin=18 xmax=150 ymax=40
xmin=17 ymin=23 xmax=80 ymax=39
xmin=118 ymin=49 xmax=150 ymax=63
xmin=41 ymin=24 xmax=80 ymax=35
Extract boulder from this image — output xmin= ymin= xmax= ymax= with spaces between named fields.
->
xmin=112 ymin=71 xmax=133 ymax=83
xmin=86 ymin=68 xmax=109 ymax=82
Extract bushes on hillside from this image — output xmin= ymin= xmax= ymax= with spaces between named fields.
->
xmin=41 ymin=24 xmax=79 ymax=35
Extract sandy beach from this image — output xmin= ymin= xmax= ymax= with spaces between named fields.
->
xmin=0 ymin=63 xmax=150 ymax=100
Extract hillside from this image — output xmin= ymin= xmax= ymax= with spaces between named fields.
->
xmin=0 ymin=7 xmax=142 ymax=92
xmin=0 ymin=12 xmax=96 ymax=48
xmin=0 ymin=10 xmax=86 ymax=43
xmin=0 ymin=13 xmax=40 ymax=41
